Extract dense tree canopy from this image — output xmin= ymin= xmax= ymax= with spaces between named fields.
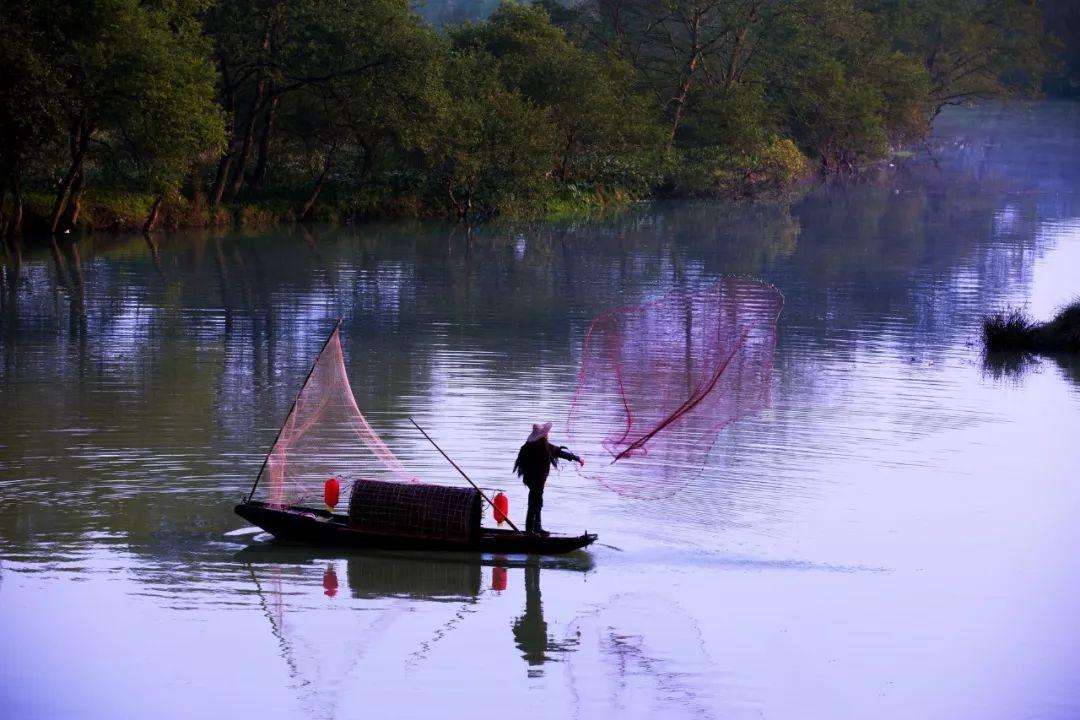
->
xmin=0 ymin=0 xmax=1065 ymax=233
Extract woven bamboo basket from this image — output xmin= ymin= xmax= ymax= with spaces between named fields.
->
xmin=348 ymin=478 xmax=481 ymax=542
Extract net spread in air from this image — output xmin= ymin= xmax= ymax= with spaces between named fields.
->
xmin=567 ymin=279 xmax=783 ymax=499
xmin=255 ymin=325 xmax=415 ymax=508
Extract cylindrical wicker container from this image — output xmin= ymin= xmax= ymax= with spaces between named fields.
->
xmin=347 ymin=554 xmax=482 ymax=601
xmin=348 ymin=478 xmax=481 ymax=542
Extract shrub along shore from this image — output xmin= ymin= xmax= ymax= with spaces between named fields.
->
xmin=983 ymin=302 xmax=1080 ymax=354
xmin=0 ymin=0 xmax=1058 ymax=235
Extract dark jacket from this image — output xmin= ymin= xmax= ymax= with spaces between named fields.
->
xmin=513 ymin=439 xmax=580 ymax=487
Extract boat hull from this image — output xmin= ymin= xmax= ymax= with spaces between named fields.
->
xmin=234 ymin=501 xmax=597 ymax=555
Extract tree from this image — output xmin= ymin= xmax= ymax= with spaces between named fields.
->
xmin=876 ymin=0 xmax=1055 ymax=116
xmin=767 ymin=0 xmax=930 ymax=169
xmin=423 ymin=50 xmax=558 ymax=220
xmin=277 ymin=2 xmax=444 ymax=220
xmin=205 ymin=0 xmax=438 ymax=206
xmin=113 ymin=1 xmax=225 ymax=229
xmin=22 ymin=0 xmax=223 ymax=233
xmin=452 ymin=2 xmax=662 ymax=184
xmin=572 ymin=0 xmax=800 ymax=143
xmin=0 ymin=1 xmax=66 ymax=237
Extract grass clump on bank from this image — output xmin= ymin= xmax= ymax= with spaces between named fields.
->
xmin=983 ymin=301 xmax=1080 ymax=353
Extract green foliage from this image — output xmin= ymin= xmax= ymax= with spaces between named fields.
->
xmin=422 ymin=49 xmax=559 ymax=219
xmin=668 ymin=136 xmax=808 ymax=197
xmin=0 ymin=0 xmax=224 ymax=234
xmin=1041 ymin=0 xmax=1080 ymax=96
xmin=0 ymin=0 xmax=1063 ymax=230
xmin=757 ymin=0 xmax=933 ymax=168
xmin=0 ymin=2 xmax=67 ymax=177
xmin=875 ymin=0 xmax=1055 ymax=114
xmin=678 ymin=84 xmax=770 ymax=151
xmin=114 ymin=0 xmax=225 ymax=194
xmin=451 ymin=2 xmax=663 ymax=184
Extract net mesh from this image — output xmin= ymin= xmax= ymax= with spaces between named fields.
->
xmin=567 ymin=279 xmax=783 ymax=499
xmin=256 ymin=325 xmax=415 ymax=508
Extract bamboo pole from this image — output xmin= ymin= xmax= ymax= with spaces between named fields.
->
xmin=409 ymin=417 xmax=522 ymax=534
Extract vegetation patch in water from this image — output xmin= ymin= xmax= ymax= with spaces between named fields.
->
xmin=983 ymin=301 xmax=1080 ymax=353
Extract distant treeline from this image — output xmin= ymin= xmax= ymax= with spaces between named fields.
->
xmin=0 ymin=0 xmax=1063 ymax=234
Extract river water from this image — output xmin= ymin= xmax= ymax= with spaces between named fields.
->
xmin=1 ymin=103 xmax=1079 ymax=720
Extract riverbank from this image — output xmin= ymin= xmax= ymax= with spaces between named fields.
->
xmin=17 ymin=191 xmax=329 ymax=234
xmin=13 ymin=140 xmax=812 ymax=233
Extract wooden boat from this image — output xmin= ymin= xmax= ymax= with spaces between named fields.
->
xmin=235 ymin=322 xmax=597 ymax=556
xmin=234 ymin=500 xmax=597 ymax=554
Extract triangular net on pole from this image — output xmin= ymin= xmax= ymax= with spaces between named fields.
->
xmin=567 ymin=279 xmax=783 ymax=499
xmin=253 ymin=325 xmax=416 ymax=508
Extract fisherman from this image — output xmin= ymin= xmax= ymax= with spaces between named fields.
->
xmin=513 ymin=422 xmax=583 ymax=536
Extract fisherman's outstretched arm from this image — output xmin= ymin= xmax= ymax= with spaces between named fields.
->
xmin=552 ymin=444 xmax=582 ymax=463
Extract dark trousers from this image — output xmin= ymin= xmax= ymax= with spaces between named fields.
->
xmin=525 ymin=481 xmax=545 ymax=533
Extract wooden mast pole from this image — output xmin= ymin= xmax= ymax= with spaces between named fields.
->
xmin=409 ymin=417 xmax=523 ymax=534
xmin=246 ymin=318 xmax=343 ymax=503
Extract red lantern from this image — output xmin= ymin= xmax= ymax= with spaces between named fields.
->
xmin=492 ymin=566 xmax=507 ymax=592
xmin=324 ymin=477 xmax=341 ymax=511
xmin=323 ymin=564 xmax=338 ymax=598
xmin=493 ymin=491 xmax=509 ymax=525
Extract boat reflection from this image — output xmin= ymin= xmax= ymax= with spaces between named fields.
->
xmin=235 ymin=543 xmax=593 ymax=601
xmin=235 ymin=544 xmax=594 ymax=691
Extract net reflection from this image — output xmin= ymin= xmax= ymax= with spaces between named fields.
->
xmin=563 ymin=594 xmax=721 ymax=720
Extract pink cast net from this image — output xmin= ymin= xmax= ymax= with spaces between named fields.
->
xmin=567 ymin=279 xmax=783 ymax=499
xmin=254 ymin=324 xmax=416 ymax=508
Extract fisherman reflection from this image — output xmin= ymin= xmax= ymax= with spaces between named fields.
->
xmin=511 ymin=560 xmax=577 ymax=673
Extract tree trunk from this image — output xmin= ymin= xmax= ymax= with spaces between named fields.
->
xmin=9 ymin=173 xmax=23 ymax=238
xmin=210 ymin=67 xmax=238 ymax=208
xmin=211 ymin=155 xmax=233 ymax=207
xmin=250 ymin=93 xmax=279 ymax=192
xmin=60 ymin=168 xmax=86 ymax=232
xmin=0 ymin=179 xmax=8 ymax=241
xmin=50 ymin=118 xmax=92 ymax=234
xmin=226 ymin=31 xmax=271 ymax=201
xmin=226 ymin=113 xmax=258 ymax=201
xmin=299 ymin=155 xmax=333 ymax=222
xmin=184 ymin=165 xmax=204 ymax=223
xmin=668 ymin=15 xmax=702 ymax=145
xmin=669 ymin=58 xmax=699 ymax=144
xmin=560 ymin=129 xmax=578 ymax=182
xmin=725 ymin=27 xmax=749 ymax=91
xmin=143 ymin=194 xmax=164 ymax=235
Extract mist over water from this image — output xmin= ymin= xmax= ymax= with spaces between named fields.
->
xmin=1 ymin=103 xmax=1079 ymax=719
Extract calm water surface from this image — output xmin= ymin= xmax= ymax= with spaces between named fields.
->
xmin=2 ymin=103 xmax=1079 ymax=720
